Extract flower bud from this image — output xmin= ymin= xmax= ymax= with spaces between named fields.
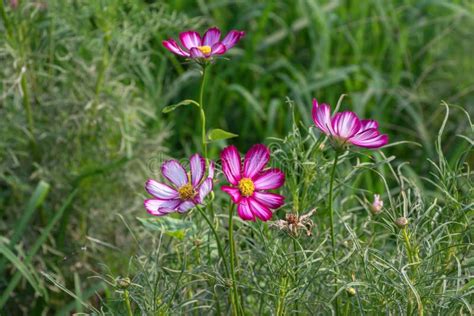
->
xmin=395 ymin=217 xmax=408 ymax=229
xmin=117 ymin=277 xmax=131 ymax=289
xmin=370 ymin=194 xmax=383 ymax=215
xmin=346 ymin=287 xmax=356 ymax=296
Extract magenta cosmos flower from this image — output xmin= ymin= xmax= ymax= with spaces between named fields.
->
xmin=162 ymin=27 xmax=245 ymax=59
xmin=312 ymin=99 xmax=388 ymax=149
xmin=221 ymin=144 xmax=285 ymax=222
xmin=144 ymin=154 xmax=213 ymax=216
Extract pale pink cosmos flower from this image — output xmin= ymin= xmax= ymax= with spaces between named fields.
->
xmin=370 ymin=194 xmax=383 ymax=214
xmin=144 ymin=154 xmax=214 ymax=216
xmin=162 ymin=27 xmax=245 ymax=60
xmin=312 ymin=99 xmax=388 ymax=149
xmin=221 ymin=144 xmax=285 ymax=222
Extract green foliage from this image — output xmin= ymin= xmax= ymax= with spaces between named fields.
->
xmin=0 ymin=0 xmax=472 ymax=315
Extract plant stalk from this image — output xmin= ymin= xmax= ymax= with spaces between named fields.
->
xmin=196 ymin=205 xmax=230 ymax=278
xmin=228 ymin=203 xmax=241 ymax=315
xmin=199 ymin=65 xmax=209 ymax=160
xmin=328 ymin=151 xmax=340 ymax=314
xmin=124 ymin=289 xmax=133 ymax=316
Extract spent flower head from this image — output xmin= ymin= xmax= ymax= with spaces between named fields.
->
xmin=312 ymin=98 xmax=388 ymax=149
xmin=144 ymin=154 xmax=214 ymax=216
xmin=221 ymin=144 xmax=285 ymax=221
xmin=162 ymin=27 xmax=245 ymax=63
xmin=270 ymin=209 xmax=317 ymax=237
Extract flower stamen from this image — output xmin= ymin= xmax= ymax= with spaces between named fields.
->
xmin=178 ymin=183 xmax=196 ymax=200
xmin=197 ymin=45 xmax=211 ymax=55
xmin=238 ymin=178 xmax=255 ymax=197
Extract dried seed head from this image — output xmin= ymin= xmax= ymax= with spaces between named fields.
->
xmin=395 ymin=217 xmax=408 ymax=229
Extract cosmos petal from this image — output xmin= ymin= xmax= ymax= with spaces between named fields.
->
xmin=253 ymin=169 xmax=285 ymax=190
xmin=253 ymin=192 xmax=285 ymax=209
xmin=145 ymin=179 xmax=178 ymax=199
xmin=243 ymin=144 xmax=270 ymax=179
xmin=221 ymin=145 xmax=242 ymax=185
xmin=161 ymin=160 xmax=188 ymax=188
xmin=179 ymin=31 xmax=201 ymax=50
xmin=203 ymin=27 xmax=221 ymax=46
xmin=237 ymin=198 xmax=255 ymax=221
xmin=190 ymin=154 xmax=205 ymax=187
xmin=248 ymin=197 xmax=273 ymax=221
xmin=221 ymin=185 xmax=242 ymax=204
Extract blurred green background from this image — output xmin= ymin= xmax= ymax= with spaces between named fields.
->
xmin=0 ymin=0 xmax=472 ymax=313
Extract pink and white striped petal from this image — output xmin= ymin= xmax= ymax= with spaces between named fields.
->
xmin=331 ymin=111 xmax=361 ymax=139
xmin=144 ymin=199 xmax=181 ymax=216
xmin=190 ymin=47 xmax=205 ymax=58
xmin=360 ymin=119 xmax=378 ymax=132
xmin=190 ymin=154 xmax=205 ymax=187
xmin=196 ymin=178 xmax=213 ymax=203
xmin=312 ymin=99 xmax=333 ymax=135
xmin=203 ymin=27 xmax=221 ymax=46
xmin=211 ymin=43 xmax=227 ymax=55
xmin=179 ymin=31 xmax=201 ymax=50
xmin=178 ymin=201 xmax=195 ymax=213
xmin=350 ymin=129 xmax=388 ymax=148
xmin=208 ymin=161 xmax=215 ymax=179
xmin=161 ymin=160 xmax=188 ymax=188
xmin=248 ymin=198 xmax=273 ymax=221
xmin=253 ymin=169 xmax=285 ymax=190
xmin=221 ymin=145 xmax=242 ymax=185
xmin=221 ymin=185 xmax=242 ymax=204
xmin=162 ymin=39 xmax=190 ymax=57
xmin=243 ymin=144 xmax=270 ymax=179
xmin=253 ymin=191 xmax=285 ymax=209
xmin=222 ymin=30 xmax=245 ymax=49
xmin=237 ymin=198 xmax=255 ymax=221
xmin=145 ymin=179 xmax=178 ymax=199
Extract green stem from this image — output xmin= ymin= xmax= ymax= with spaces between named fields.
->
xmin=228 ymin=203 xmax=241 ymax=315
xmin=20 ymin=71 xmax=34 ymax=137
xmin=402 ymin=228 xmax=414 ymax=264
xmin=199 ymin=65 xmax=209 ymax=160
xmin=0 ymin=0 xmax=14 ymax=40
xmin=276 ymin=275 xmax=289 ymax=316
xmin=328 ymin=151 xmax=340 ymax=314
xmin=124 ymin=289 xmax=133 ymax=316
xmin=196 ymin=205 xmax=230 ymax=278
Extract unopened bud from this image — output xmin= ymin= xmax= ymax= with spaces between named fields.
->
xmin=395 ymin=217 xmax=408 ymax=229
xmin=370 ymin=194 xmax=383 ymax=215
xmin=117 ymin=277 xmax=131 ymax=289
xmin=346 ymin=287 xmax=356 ymax=296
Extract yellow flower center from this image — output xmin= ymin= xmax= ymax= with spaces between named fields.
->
xmin=178 ymin=183 xmax=196 ymax=200
xmin=238 ymin=178 xmax=255 ymax=197
xmin=197 ymin=45 xmax=211 ymax=55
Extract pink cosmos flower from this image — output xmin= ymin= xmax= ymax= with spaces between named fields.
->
xmin=144 ymin=154 xmax=214 ymax=216
xmin=162 ymin=27 xmax=245 ymax=59
xmin=312 ymin=99 xmax=388 ymax=149
xmin=221 ymin=144 xmax=285 ymax=222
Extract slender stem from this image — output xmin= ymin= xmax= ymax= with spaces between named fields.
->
xmin=0 ymin=0 xmax=14 ymax=40
xmin=328 ymin=151 xmax=340 ymax=314
xmin=196 ymin=205 xmax=230 ymax=278
xmin=328 ymin=152 xmax=339 ymax=261
xmin=402 ymin=228 xmax=414 ymax=264
xmin=276 ymin=275 xmax=289 ymax=316
xmin=228 ymin=203 xmax=241 ymax=315
xmin=199 ymin=65 xmax=209 ymax=160
xmin=124 ymin=289 xmax=133 ymax=316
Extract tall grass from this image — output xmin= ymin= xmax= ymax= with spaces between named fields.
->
xmin=0 ymin=0 xmax=472 ymax=314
